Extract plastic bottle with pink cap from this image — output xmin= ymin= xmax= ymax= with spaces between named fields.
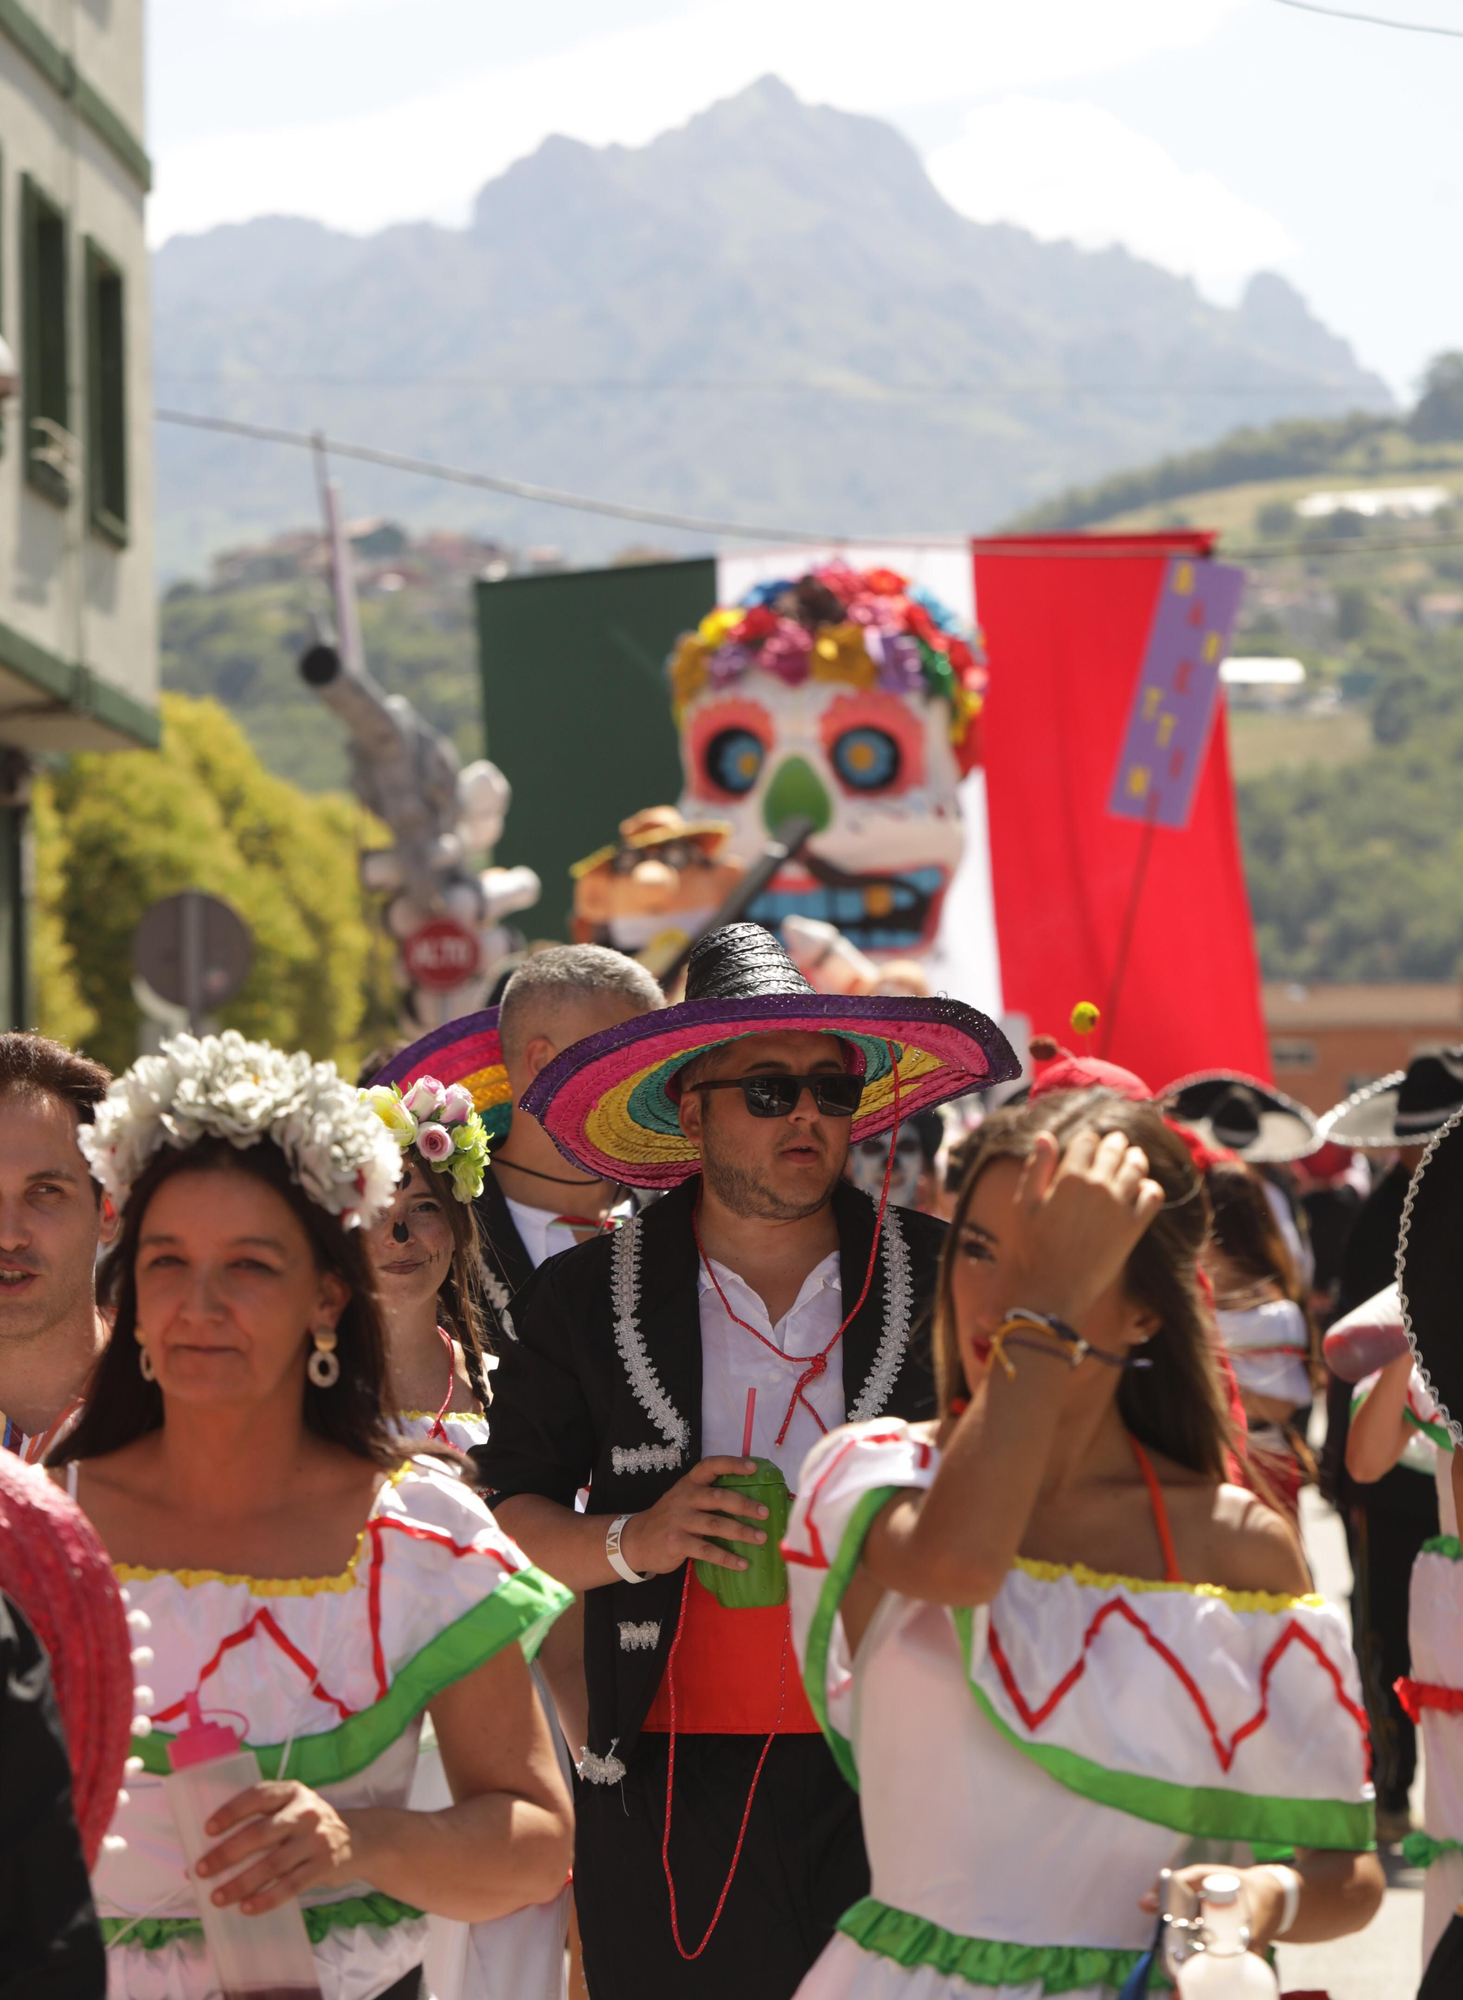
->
xmin=164 ymin=1693 xmax=322 ymax=1999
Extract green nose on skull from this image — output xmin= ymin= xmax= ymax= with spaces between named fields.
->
xmin=761 ymin=755 xmax=832 ymax=835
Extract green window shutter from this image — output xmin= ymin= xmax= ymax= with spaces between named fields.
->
xmin=21 ymin=172 xmax=70 ymax=508
xmin=84 ymin=237 xmax=125 ymax=543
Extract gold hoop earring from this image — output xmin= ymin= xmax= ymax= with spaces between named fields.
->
xmin=136 ymin=1326 xmax=157 ymax=1383
xmin=307 ymin=1326 xmax=340 ymax=1389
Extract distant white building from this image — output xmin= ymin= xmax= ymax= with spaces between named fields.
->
xmin=0 ymin=1 xmax=156 ymax=1023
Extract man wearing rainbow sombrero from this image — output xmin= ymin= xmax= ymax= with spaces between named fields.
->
xmin=483 ymin=922 xmax=1017 ymax=2000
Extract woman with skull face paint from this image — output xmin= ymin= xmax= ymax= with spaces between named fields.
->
xmin=362 ymin=1075 xmax=580 ymax=2000
xmin=361 ymin=1077 xmax=494 ymax=1453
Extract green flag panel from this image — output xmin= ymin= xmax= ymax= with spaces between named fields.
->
xmin=475 ymin=559 xmax=717 ymax=940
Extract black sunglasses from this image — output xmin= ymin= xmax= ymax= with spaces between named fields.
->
xmin=692 ymin=1073 xmax=864 ymax=1119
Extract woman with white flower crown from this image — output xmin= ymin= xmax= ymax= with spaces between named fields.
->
xmin=54 ymin=1031 xmax=574 ymax=2000
xmin=360 ymin=1074 xmax=494 ymax=1454
xmin=784 ymin=1089 xmax=1383 ymax=2000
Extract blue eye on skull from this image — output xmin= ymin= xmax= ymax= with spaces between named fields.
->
xmin=706 ymin=728 xmax=766 ymax=796
xmin=831 ymin=727 xmax=901 ymax=792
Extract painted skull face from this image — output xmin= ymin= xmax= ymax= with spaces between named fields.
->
xmin=678 ymin=673 xmax=966 ymax=956
xmin=668 ymin=564 xmax=983 ymax=959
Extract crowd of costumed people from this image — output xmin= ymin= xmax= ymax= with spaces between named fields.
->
xmin=11 ymin=918 xmax=1463 ymax=1996
xmin=0 ymin=541 xmax=1447 ymax=2000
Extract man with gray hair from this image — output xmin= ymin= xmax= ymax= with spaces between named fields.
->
xmin=479 ymin=945 xmax=665 ymax=1309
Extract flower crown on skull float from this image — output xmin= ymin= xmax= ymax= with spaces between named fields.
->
xmin=361 ymin=1075 xmax=490 ymax=1204
xmin=79 ymin=1031 xmax=403 ymax=1228
xmin=667 ymin=562 xmax=986 ymax=774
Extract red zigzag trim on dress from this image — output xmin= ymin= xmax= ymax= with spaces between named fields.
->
xmin=987 ymin=1600 xmax=1370 ymax=1774
xmin=153 ymin=1515 xmax=522 ymax=1724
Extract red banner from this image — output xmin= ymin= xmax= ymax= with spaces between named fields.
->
xmin=973 ymin=533 xmax=1269 ymax=1090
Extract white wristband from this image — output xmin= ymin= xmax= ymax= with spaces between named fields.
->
xmin=1264 ymin=1864 xmax=1301 ymax=1938
xmin=606 ymin=1514 xmax=649 ymax=1584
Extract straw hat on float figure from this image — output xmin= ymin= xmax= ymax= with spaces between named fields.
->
xmin=479 ymin=921 xmax=1017 ymax=2000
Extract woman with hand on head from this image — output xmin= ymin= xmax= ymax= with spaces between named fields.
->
xmin=784 ymin=1089 xmax=1383 ymax=2000
xmin=56 ymin=1033 xmax=573 ymax=2000
xmin=360 ymin=1077 xmax=493 ymax=1454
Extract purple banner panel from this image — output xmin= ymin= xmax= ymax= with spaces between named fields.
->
xmin=1106 ymin=557 xmax=1246 ymax=832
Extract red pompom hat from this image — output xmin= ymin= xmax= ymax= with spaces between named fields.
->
xmin=0 ymin=1452 xmax=134 ymax=1866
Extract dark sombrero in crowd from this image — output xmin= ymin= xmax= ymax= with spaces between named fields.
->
xmin=522 ymin=922 xmax=1018 ymax=1189
xmin=1398 ymin=1106 xmax=1463 ymax=1447
xmin=1317 ymin=1049 xmax=1463 ymax=1152
xmin=370 ymin=1008 xmax=512 ymax=1145
xmin=1160 ymin=1071 xmax=1319 ymax=1165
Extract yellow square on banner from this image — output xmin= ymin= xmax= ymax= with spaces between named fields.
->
xmin=1157 ymin=713 xmax=1175 ymax=748
xmin=1173 ymin=562 xmax=1194 ymax=595
xmin=1141 ymin=685 xmax=1162 ymax=720
xmin=1126 ymin=764 xmax=1150 ymax=798
xmin=1203 ymin=631 xmax=1220 ymax=663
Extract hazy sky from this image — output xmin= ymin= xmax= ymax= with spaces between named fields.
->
xmin=146 ymin=0 xmax=1463 ymax=397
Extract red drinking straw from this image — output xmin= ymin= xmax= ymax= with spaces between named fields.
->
xmin=742 ymin=1386 xmax=756 ymax=1460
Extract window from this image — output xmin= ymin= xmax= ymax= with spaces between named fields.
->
xmin=1271 ymin=1039 xmax=1317 ymax=1071
xmin=85 ymin=239 xmax=126 ymax=542
xmin=21 ymin=174 xmax=70 ymax=506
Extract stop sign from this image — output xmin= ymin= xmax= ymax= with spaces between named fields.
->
xmin=403 ymin=917 xmax=481 ymax=992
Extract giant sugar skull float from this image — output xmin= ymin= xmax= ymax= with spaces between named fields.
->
xmin=668 ymin=564 xmax=984 ymax=959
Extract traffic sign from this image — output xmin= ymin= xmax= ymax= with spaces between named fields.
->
xmin=132 ymin=891 xmax=253 ymax=1031
xmin=403 ymin=917 xmax=481 ymax=991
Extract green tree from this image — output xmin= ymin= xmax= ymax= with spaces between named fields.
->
xmin=1410 ymin=352 xmax=1463 ymax=443
xmin=35 ymin=693 xmax=396 ymax=1074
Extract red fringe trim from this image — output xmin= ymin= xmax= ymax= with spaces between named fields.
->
xmin=1395 ymin=1674 xmax=1463 ymax=1722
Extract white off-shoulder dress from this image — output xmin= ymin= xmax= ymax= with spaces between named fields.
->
xmin=95 ymin=1459 xmax=570 ymax=2000
xmin=783 ymin=1419 xmax=1376 ymax=2000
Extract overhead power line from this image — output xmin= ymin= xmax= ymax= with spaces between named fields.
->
xmin=153 ymin=406 xmax=946 ymax=546
xmin=152 ymin=370 xmax=1369 ymax=400
xmin=154 ymin=405 xmax=1463 ymax=565
xmin=1272 ymin=0 xmax=1463 ymax=36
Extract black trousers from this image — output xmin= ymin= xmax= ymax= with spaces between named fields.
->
xmin=1348 ymin=1468 xmax=1439 ymax=1815
xmin=574 ymin=1733 xmax=868 ymax=2000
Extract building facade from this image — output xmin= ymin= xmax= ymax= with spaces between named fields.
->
xmin=1265 ymin=982 xmax=1463 ymax=1117
xmin=0 ymin=0 xmax=156 ymax=1023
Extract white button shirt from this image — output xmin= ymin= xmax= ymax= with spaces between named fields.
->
xmin=698 ymin=1250 xmax=846 ymax=1490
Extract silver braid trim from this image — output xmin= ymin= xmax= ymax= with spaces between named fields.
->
xmin=479 ymin=1257 xmax=517 ymax=1342
xmin=611 ymin=1217 xmax=689 ymax=1456
xmin=612 ymin=1442 xmax=683 ymax=1475
xmin=577 ymin=1739 xmax=627 ymax=1785
xmin=847 ymin=1206 xmax=913 ymax=1423
xmin=1397 ymin=1106 xmax=1463 ymax=1451
xmin=618 ymin=1620 xmax=661 ymax=1651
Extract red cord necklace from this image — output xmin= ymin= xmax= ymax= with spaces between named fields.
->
xmin=659 ymin=1043 xmax=903 ymax=1957
xmin=690 ymin=1044 xmax=902 ymax=1448
xmin=428 ymin=1325 xmax=458 ymax=1441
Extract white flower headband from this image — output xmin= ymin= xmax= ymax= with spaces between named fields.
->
xmin=79 ymin=1030 xmax=402 ymax=1229
xmin=360 ymin=1076 xmax=490 ymax=1204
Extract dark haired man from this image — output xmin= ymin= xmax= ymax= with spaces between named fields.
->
xmin=483 ymin=924 xmax=1014 ymax=2000
xmin=0 ymin=1034 xmax=112 ymax=1459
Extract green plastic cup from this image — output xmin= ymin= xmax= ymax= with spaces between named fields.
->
xmin=694 ymin=1458 xmax=791 ymax=1609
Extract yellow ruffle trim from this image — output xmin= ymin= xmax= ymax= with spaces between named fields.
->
xmin=112 ymin=1466 xmax=411 ymax=1598
xmin=1012 ymin=1555 xmax=1325 ymax=1615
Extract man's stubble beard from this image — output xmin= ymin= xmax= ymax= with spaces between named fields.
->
xmin=699 ymin=1125 xmax=842 ymax=1222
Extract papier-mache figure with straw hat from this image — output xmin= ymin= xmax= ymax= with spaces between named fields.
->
xmin=479 ymin=921 xmax=1017 ymax=2000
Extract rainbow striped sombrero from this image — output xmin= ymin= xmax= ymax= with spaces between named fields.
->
xmin=523 ymin=924 xmax=1018 ymax=1189
xmin=371 ymin=1008 xmax=513 ymax=1146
